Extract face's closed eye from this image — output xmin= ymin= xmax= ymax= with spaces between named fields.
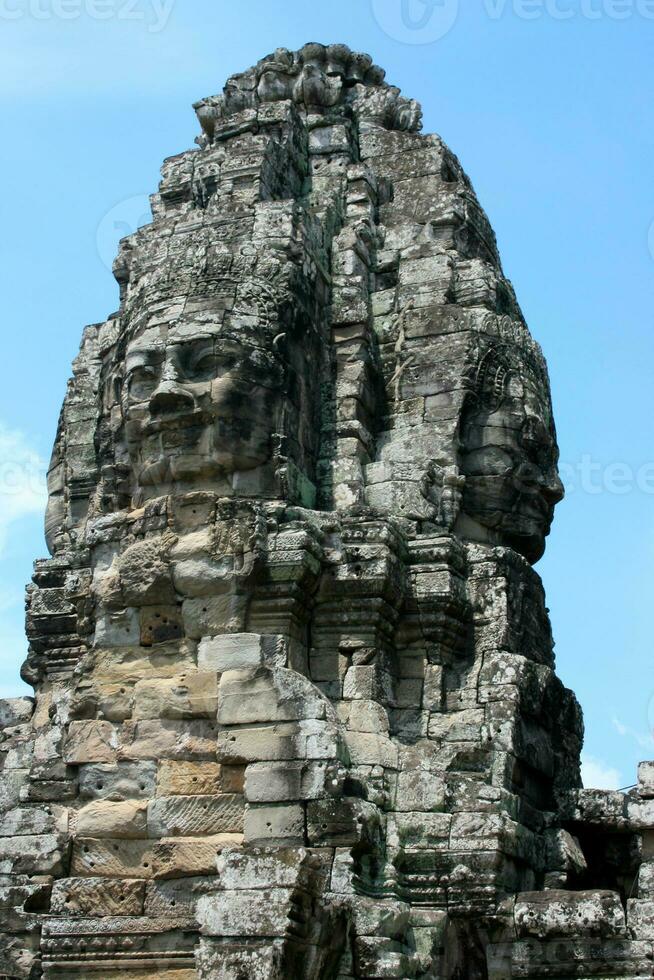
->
xmin=520 ymin=416 xmax=556 ymax=470
xmin=177 ymin=340 xmax=240 ymax=384
xmin=127 ymin=362 xmax=161 ymax=402
xmin=181 ymin=342 xmax=218 ymax=383
xmin=187 ymin=350 xmax=218 ymax=382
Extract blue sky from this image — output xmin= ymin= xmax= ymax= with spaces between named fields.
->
xmin=1 ymin=0 xmax=652 ymax=790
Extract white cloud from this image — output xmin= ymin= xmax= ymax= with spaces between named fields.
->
xmin=612 ymin=715 xmax=654 ymax=751
xmin=0 ymin=423 xmax=47 ymax=557
xmin=581 ymin=753 xmax=623 ymax=791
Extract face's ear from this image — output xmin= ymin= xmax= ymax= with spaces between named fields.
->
xmin=472 ymin=349 xmax=510 ymax=414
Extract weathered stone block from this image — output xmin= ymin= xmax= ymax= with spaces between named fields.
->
xmin=50 ymin=876 xmax=146 ymax=915
xmin=144 ymin=875 xmax=216 ymax=916
xmin=182 ymin=596 xmax=248 ymax=638
xmin=140 ymin=604 xmax=184 ymax=646
xmin=0 ymin=805 xmax=62 ymax=837
xmin=75 ymin=799 xmax=148 ymax=838
xmin=196 ymin=936 xmax=285 ymax=978
xmin=118 ymin=719 xmax=216 ymax=761
xmin=639 ymin=761 xmax=654 ymax=798
xmin=157 ymin=760 xmax=221 ymax=796
xmin=132 ymin=672 xmax=218 ymax=720
xmin=70 ymin=838 xmax=156 ymax=879
xmin=94 ymin=608 xmax=140 ymax=646
xmin=309 ymin=124 xmax=351 ymax=155
xmin=347 ymin=699 xmax=390 ymax=734
xmin=215 ymin=846 xmax=326 ymax=890
xmin=0 ymin=770 xmax=29 ymax=812
xmin=423 ymin=664 xmax=443 ymax=712
xmin=199 ymin=633 xmax=265 ymax=671
xmin=64 ymin=720 xmax=119 ymax=764
xmin=344 ymin=731 xmax=399 ymax=769
xmin=147 ymin=794 xmax=245 ymax=837
xmin=0 ymin=699 xmax=34 ymax=729
xmin=395 ymin=770 xmax=445 ymax=813
xmin=217 ymin=668 xmax=329 ymax=725
xmin=388 ymin=812 xmax=452 ymax=850
xmin=306 ymin=798 xmax=379 ymax=847
xmin=71 ymin=834 xmax=240 ymax=879
xmin=354 ymin=936 xmax=421 ymax=979
xmin=514 ymin=890 xmax=626 ymax=939
xmin=153 ymin=835 xmax=242 ymax=880
xmin=244 ymin=804 xmax=305 ymax=845
xmin=343 ymin=665 xmax=383 ymax=701
xmin=0 ymin=932 xmax=39 ymax=980
xmin=0 ymin=835 xmax=64 ymax=875
xmin=638 ymin=860 xmax=654 ymax=899
xmin=197 ymin=887 xmax=306 ymax=937
xmin=78 ymin=761 xmax=157 ymax=801
xmin=216 ymin=723 xmax=301 ymax=764
xmin=244 ymin=760 xmax=332 ymax=803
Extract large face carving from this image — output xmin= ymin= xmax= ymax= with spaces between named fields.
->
xmin=459 ymin=349 xmax=564 ymax=563
xmin=121 ymin=319 xmax=287 ymax=496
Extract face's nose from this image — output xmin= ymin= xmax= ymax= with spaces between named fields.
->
xmin=148 ymin=350 xmax=196 ymax=416
xmin=149 ymin=380 xmax=196 ymax=416
xmin=541 ymin=467 xmax=565 ymax=506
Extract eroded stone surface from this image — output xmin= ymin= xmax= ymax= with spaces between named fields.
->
xmin=0 ymin=41 xmax=650 ymax=980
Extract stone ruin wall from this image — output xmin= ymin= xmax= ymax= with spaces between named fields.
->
xmin=1 ymin=41 xmax=654 ymax=980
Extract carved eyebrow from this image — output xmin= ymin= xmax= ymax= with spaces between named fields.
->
xmin=179 ymin=338 xmax=248 ymax=369
xmin=125 ymin=349 xmax=163 ymax=370
xmin=126 ymin=363 xmax=157 ymax=378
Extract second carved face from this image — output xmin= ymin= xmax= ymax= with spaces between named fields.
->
xmin=459 ymin=351 xmax=564 ymax=563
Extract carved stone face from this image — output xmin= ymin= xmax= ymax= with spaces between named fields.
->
xmin=121 ymin=323 xmax=285 ymax=496
xmin=459 ymin=364 xmax=564 ymax=563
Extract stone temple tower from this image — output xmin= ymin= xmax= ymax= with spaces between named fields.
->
xmin=1 ymin=42 xmax=654 ymax=980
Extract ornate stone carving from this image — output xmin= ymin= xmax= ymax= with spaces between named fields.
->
xmin=193 ymin=42 xmax=422 ymax=143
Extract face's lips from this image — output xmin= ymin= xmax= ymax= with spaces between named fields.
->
xmin=522 ymin=490 xmax=552 ymax=516
xmin=140 ymin=410 xmax=213 ymax=435
xmin=517 ymin=496 xmax=555 ymax=533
